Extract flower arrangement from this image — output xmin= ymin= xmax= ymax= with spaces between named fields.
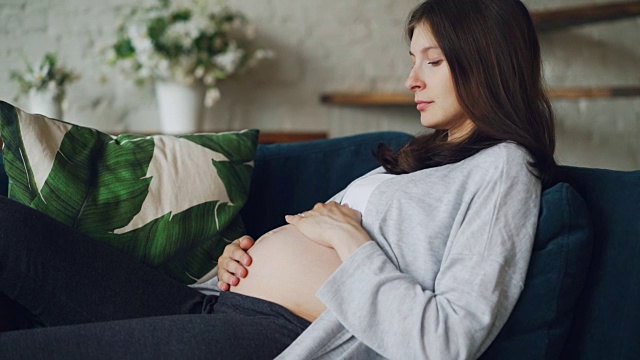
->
xmin=10 ymin=52 xmax=80 ymax=103
xmin=108 ymin=0 xmax=274 ymax=107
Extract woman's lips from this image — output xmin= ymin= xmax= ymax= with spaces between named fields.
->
xmin=416 ymin=101 xmax=433 ymax=111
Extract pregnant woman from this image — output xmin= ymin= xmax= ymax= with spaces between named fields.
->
xmin=0 ymin=0 xmax=556 ymax=358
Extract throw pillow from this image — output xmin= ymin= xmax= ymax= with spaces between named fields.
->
xmin=0 ymin=101 xmax=258 ymax=284
xmin=480 ymin=182 xmax=593 ymax=359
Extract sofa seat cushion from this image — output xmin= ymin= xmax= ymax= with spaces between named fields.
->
xmin=481 ymin=182 xmax=593 ymax=359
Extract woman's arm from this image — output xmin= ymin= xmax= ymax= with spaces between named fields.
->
xmin=293 ymin=159 xmax=541 ymax=359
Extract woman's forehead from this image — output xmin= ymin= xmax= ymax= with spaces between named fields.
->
xmin=410 ymin=26 xmax=441 ymax=55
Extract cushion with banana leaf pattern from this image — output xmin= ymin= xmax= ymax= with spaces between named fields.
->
xmin=0 ymin=101 xmax=258 ymax=284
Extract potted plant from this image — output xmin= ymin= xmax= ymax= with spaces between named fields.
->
xmin=108 ymin=0 xmax=274 ymax=134
xmin=10 ymin=52 xmax=79 ymax=119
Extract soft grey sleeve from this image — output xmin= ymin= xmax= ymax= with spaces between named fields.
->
xmin=316 ymin=164 xmax=541 ymax=359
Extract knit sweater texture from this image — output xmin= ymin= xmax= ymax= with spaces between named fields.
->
xmin=277 ymin=142 xmax=541 ymax=359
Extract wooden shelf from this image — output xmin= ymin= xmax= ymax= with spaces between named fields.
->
xmin=547 ymin=87 xmax=640 ymax=99
xmin=532 ymin=1 xmax=640 ymax=31
xmin=257 ymin=131 xmax=327 ymax=144
xmin=321 ymin=87 xmax=640 ymax=106
xmin=320 ymin=93 xmax=414 ymax=106
xmin=0 ymin=131 xmax=328 ymax=150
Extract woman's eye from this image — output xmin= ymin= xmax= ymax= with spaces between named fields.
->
xmin=427 ymin=60 xmax=443 ymax=66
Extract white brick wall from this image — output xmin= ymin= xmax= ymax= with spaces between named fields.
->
xmin=0 ymin=0 xmax=638 ymax=170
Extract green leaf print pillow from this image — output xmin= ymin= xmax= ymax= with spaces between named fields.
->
xmin=0 ymin=101 xmax=258 ymax=284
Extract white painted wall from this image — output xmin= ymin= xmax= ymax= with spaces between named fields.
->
xmin=0 ymin=0 xmax=638 ymax=170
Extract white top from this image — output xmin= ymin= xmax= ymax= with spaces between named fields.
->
xmin=340 ymin=172 xmax=396 ymax=219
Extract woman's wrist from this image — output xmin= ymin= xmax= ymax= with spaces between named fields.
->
xmin=332 ymin=228 xmax=371 ymax=262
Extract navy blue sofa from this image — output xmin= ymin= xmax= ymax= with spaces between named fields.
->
xmin=1 ymin=131 xmax=638 ymax=359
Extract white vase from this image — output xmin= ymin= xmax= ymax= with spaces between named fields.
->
xmin=154 ymin=80 xmax=205 ymax=135
xmin=28 ymin=88 xmax=62 ymax=119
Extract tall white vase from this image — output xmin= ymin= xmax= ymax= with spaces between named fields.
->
xmin=28 ymin=88 xmax=62 ymax=119
xmin=154 ymin=80 xmax=205 ymax=135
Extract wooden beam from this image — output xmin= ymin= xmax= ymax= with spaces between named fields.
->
xmin=257 ymin=131 xmax=327 ymax=144
xmin=320 ymin=87 xmax=640 ymax=106
xmin=548 ymin=87 xmax=640 ymax=99
xmin=320 ymin=93 xmax=414 ymax=106
xmin=531 ymin=1 xmax=640 ymax=31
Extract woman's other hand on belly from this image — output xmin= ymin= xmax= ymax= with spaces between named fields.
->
xmin=217 ymin=235 xmax=255 ymax=291
xmin=285 ymin=201 xmax=371 ymax=262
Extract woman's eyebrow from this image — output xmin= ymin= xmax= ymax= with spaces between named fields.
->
xmin=409 ymin=46 xmax=441 ymax=56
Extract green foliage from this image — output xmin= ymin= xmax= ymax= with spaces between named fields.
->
xmin=9 ymin=52 xmax=80 ymax=101
xmin=108 ymin=0 xmax=274 ymax=107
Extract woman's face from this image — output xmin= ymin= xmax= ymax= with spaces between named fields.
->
xmin=406 ymin=23 xmax=474 ymax=142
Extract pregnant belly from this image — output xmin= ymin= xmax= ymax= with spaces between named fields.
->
xmin=230 ymin=224 xmax=342 ymax=322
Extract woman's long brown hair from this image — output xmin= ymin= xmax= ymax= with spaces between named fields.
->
xmin=377 ymin=0 xmax=557 ymax=188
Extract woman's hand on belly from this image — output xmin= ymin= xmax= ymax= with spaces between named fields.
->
xmin=285 ymin=201 xmax=371 ymax=262
xmin=229 ymin=224 xmax=344 ymax=322
xmin=217 ymin=235 xmax=255 ymax=291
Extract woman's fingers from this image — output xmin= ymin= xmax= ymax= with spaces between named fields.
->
xmin=227 ymin=257 xmax=249 ymax=278
xmin=309 ymin=202 xmax=361 ymax=222
xmin=222 ymin=236 xmax=253 ymax=265
xmin=216 ymin=235 xmax=255 ymax=290
xmin=238 ymin=236 xmax=255 ymax=250
xmin=220 ymin=271 xmax=240 ymax=286
xmin=218 ymin=281 xmax=230 ymax=292
xmin=229 ymin=243 xmax=252 ymax=266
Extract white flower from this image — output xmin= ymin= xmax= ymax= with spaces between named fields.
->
xmin=194 ymin=66 xmax=205 ymax=79
xmin=163 ymin=21 xmax=196 ymax=48
xmin=213 ymin=42 xmax=244 ymax=74
xmin=203 ymin=73 xmax=216 ymax=85
xmin=189 ymin=15 xmax=211 ymax=35
xmin=109 ymin=1 xmax=273 ymax=106
xmin=128 ymin=25 xmax=153 ymax=53
xmin=205 ymin=87 xmax=221 ymax=107
xmin=246 ymin=49 xmax=275 ymax=68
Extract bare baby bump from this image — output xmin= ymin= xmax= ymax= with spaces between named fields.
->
xmin=230 ymin=224 xmax=342 ymax=322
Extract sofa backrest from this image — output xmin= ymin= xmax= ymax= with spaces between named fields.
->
xmin=558 ymin=166 xmax=640 ymax=359
xmin=239 ymin=131 xmax=414 ymax=238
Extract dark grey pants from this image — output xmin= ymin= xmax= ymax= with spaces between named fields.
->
xmin=0 ymin=197 xmax=309 ymax=359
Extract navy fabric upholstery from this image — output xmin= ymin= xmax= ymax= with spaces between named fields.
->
xmin=481 ymin=183 xmax=593 ymax=359
xmin=558 ymin=167 xmax=640 ymax=360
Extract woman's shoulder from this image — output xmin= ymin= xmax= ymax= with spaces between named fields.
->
xmin=456 ymin=141 xmax=538 ymax=186
xmin=470 ymin=141 xmax=532 ymax=170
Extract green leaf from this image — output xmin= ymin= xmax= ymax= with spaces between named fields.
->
xmin=115 ymin=38 xmax=136 ymax=58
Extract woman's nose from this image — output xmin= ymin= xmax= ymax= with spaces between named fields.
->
xmin=405 ymin=68 xmax=426 ymax=92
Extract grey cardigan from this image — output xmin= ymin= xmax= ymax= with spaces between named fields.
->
xmin=276 ymin=142 xmax=541 ymax=359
